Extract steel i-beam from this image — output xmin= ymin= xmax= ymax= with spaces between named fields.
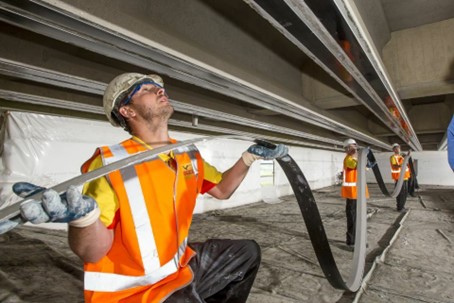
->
xmin=245 ymin=0 xmax=422 ymax=151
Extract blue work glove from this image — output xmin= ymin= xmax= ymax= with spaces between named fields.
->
xmin=365 ymin=147 xmax=376 ymax=168
xmin=242 ymin=143 xmax=288 ymax=166
xmin=12 ymin=182 xmax=100 ymax=228
xmin=366 ymin=159 xmax=376 ymax=168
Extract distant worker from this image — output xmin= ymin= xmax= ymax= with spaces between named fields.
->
xmin=341 ymin=138 xmax=369 ymax=249
xmin=9 ymin=72 xmax=289 ymax=302
xmin=390 ymin=143 xmax=410 ymax=212
xmin=448 ymin=115 xmax=454 ymax=171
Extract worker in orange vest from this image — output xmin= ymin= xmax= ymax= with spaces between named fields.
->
xmin=390 ymin=143 xmax=411 ymax=212
xmin=341 ymin=139 xmax=369 ymax=249
xmin=11 ymin=73 xmax=288 ymax=302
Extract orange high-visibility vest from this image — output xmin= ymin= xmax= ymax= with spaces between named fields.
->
xmin=341 ymin=155 xmax=369 ymax=199
xmin=82 ymin=139 xmax=204 ymax=303
xmin=390 ymin=154 xmax=410 ymax=181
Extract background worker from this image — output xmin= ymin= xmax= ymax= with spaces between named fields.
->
xmin=390 ymin=143 xmax=410 ymax=212
xmin=340 ymin=138 xmax=369 ymax=249
xmin=11 ymin=72 xmax=288 ymax=303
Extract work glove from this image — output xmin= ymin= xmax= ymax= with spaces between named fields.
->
xmin=12 ymin=182 xmax=100 ymax=228
xmin=366 ymin=159 xmax=376 ymax=169
xmin=241 ymin=143 xmax=288 ymax=166
xmin=365 ymin=147 xmax=376 ymax=168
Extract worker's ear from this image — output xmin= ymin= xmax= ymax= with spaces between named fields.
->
xmin=118 ymin=106 xmax=136 ymax=120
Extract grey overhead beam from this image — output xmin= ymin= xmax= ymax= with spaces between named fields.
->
xmin=0 ymin=58 xmax=342 ymax=146
xmin=171 ymin=119 xmax=344 ymax=151
xmin=438 ymin=132 xmax=447 ymax=151
xmin=0 ymin=0 xmax=389 ymax=150
xmin=0 ymin=89 xmax=103 ymax=114
xmin=0 ymin=58 xmax=105 ymax=95
xmin=0 ymin=89 xmax=342 ymax=151
xmin=244 ymin=0 xmax=422 ymax=151
xmin=331 ymin=0 xmax=422 ymax=149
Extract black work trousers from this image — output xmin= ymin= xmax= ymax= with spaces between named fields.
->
xmin=345 ymin=199 xmax=356 ymax=245
xmin=165 ymin=239 xmax=261 ymax=303
xmin=395 ymin=180 xmax=408 ymax=211
xmin=408 ymin=175 xmax=418 ymax=197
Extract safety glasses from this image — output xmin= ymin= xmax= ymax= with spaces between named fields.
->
xmin=120 ymin=81 xmax=164 ymax=107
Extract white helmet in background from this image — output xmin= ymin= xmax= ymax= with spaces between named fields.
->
xmin=343 ymin=138 xmax=357 ymax=148
xmin=392 ymin=143 xmax=400 ymax=149
xmin=103 ymin=73 xmax=164 ymax=128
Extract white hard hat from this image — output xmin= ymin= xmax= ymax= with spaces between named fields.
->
xmin=103 ymin=73 xmax=164 ymax=127
xmin=343 ymin=138 xmax=357 ymax=148
xmin=392 ymin=143 xmax=400 ymax=149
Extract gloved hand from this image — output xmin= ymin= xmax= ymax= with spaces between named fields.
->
xmin=242 ymin=143 xmax=288 ymax=166
xmin=12 ymin=182 xmax=100 ymax=228
xmin=366 ymin=159 xmax=376 ymax=168
xmin=365 ymin=147 xmax=376 ymax=168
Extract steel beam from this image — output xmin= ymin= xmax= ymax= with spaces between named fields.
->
xmin=245 ymin=0 xmax=422 ymax=151
xmin=0 ymin=58 xmax=343 ymax=146
xmin=0 ymin=0 xmax=390 ymax=150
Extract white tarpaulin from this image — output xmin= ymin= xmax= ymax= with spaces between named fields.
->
xmin=0 ymin=111 xmax=129 ymax=209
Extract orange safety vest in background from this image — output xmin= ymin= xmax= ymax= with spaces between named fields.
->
xmin=81 ymin=139 xmax=204 ymax=303
xmin=390 ymin=154 xmax=410 ymax=181
xmin=341 ymin=155 xmax=369 ymax=199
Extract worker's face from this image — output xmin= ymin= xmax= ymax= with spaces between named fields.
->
xmin=346 ymin=144 xmax=357 ymax=154
xmin=393 ymin=146 xmax=400 ymax=154
xmin=128 ymin=83 xmax=174 ymax=122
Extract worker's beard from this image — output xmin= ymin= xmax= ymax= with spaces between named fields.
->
xmin=141 ymin=103 xmax=174 ymax=124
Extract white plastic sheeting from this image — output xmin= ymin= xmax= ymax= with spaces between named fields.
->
xmin=0 ymin=111 xmax=129 ymax=208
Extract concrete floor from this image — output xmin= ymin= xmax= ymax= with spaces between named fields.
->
xmin=0 ymin=184 xmax=452 ymax=302
xmin=190 ymin=184 xmax=454 ymax=303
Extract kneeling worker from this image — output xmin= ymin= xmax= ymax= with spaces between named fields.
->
xmin=10 ymin=72 xmax=289 ymax=302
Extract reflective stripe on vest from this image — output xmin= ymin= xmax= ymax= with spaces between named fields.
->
xmin=342 ymin=166 xmax=356 ymax=187
xmin=342 ymin=182 xmax=356 ymax=186
xmin=85 ymin=240 xmax=188 ymax=291
xmin=84 ymin=144 xmax=199 ymax=292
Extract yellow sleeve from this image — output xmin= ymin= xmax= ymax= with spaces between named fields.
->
xmin=82 ymin=155 xmax=119 ymax=228
xmin=203 ymin=160 xmax=223 ymax=183
xmin=344 ymin=155 xmax=357 ymax=169
xmin=390 ymin=155 xmax=400 ymax=166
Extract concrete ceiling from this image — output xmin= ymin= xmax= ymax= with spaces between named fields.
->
xmin=0 ymin=0 xmax=453 ymax=151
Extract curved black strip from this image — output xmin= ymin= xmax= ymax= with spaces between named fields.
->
xmin=367 ymin=149 xmax=415 ymax=198
xmin=276 ymin=155 xmax=347 ymax=289
xmin=255 ymin=139 xmax=367 ymax=291
xmin=367 ymin=149 xmax=391 ymax=196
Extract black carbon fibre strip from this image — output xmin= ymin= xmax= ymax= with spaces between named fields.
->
xmin=276 ymin=155 xmax=347 ymax=289
xmin=367 ymin=150 xmax=414 ymax=198
xmin=367 ymin=150 xmax=391 ymax=196
xmin=255 ymin=139 xmax=366 ymax=291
